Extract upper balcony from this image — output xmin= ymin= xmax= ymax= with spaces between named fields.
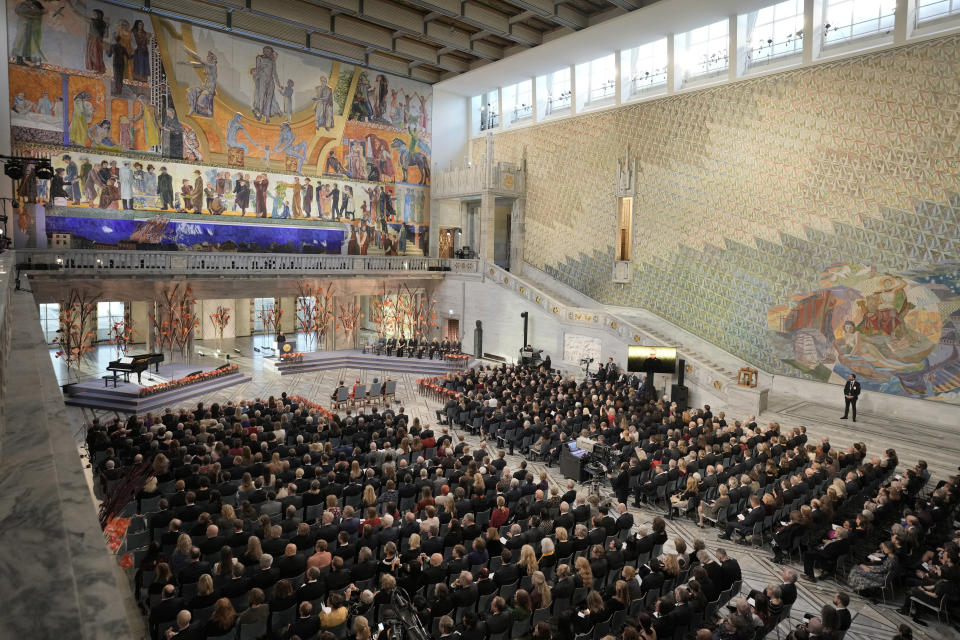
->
xmin=15 ymin=249 xmax=480 ymax=278
xmin=432 ymin=134 xmax=525 ymax=200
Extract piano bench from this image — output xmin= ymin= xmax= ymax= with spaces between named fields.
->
xmin=103 ymin=375 xmax=119 ymax=388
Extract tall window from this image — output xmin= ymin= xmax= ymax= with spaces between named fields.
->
xmin=502 ymin=79 xmax=533 ymax=124
xmin=253 ymin=297 xmax=275 ymax=332
xmin=471 ymin=90 xmax=499 ymax=135
xmin=97 ymin=301 xmax=125 ymax=342
xmin=39 ymin=303 xmax=59 ymax=344
xmin=623 ymin=38 xmax=668 ymax=98
xmin=538 ymin=67 xmax=571 ymax=117
xmin=576 ymin=54 xmax=617 ymax=109
xmin=822 ymin=0 xmax=896 ymax=46
xmin=616 ymin=197 xmax=633 ymax=261
xmin=677 ymin=19 xmax=730 ymax=83
xmin=916 ymin=0 xmax=960 ymax=25
xmin=743 ymin=0 xmax=805 ymax=68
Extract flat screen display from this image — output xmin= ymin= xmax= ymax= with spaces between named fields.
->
xmin=627 ymin=345 xmax=677 ymax=374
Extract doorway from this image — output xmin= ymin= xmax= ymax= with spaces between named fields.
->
xmin=438 ymin=228 xmax=456 ymax=258
xmin=493 ymin=203 xmax=512 ymax=270
xmin=445 ymin=318 xmax=459 ymax=341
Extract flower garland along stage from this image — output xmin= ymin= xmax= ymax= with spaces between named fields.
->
xmin=279 ymin=352 xmax=305 ymax=362
xmin=138 ymin=365 xmax=239 ymax=397
xmin=288 ymin=395 xmax=337 ymax=421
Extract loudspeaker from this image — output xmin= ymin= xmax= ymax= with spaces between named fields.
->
xmin=671 ymin=384 xmax=689 ymax=412
xmin=677 ymin=358 xmax=686 ymax=387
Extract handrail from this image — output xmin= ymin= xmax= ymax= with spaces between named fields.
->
xmin=15 ymin=249 xmax=481 ymax=276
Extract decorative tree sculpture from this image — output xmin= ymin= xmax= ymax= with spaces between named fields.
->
xmin=336 ymin=301 xmax=363 ymax=349
xmin=108 ymin=320 xmax=137 ymax=358
xmin=151 ymin=283 xmax=198 ymax=362
xmin=370 ymin=284 xmax=397 ymax=339
xmin=312 ymin=283 xmax=336 ymax=349
xmin=258 ymin=303 xmax=284 ymax=340
xmin=208 ymin=305 xmax=230 ymax=352
xmin=294 ymin=281 xmax=316 ymax=349
xmin=410 ymin=292 xmax=438 ymax=339
xmin=53 ymin=289 xmax=98 ymax=381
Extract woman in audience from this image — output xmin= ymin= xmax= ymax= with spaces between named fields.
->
xmin=519 ymin=544 xmax=539 ymax=577
xmin=670 ymin=475 xmax=700 ymax=517
xmin=270 ymin=579 xmax=298 ymax=612
xmin=490 ymin=495 xmax=510 ymax=529
xmin=380 ymin=541 xmax=401 ymax=576
xmin=318 ymin=592 xmax=350 ymax=628
xmin=325 ymin=494 xmax=342 ymax=520
xmin=468 ymin=537 xmax=489 ymax=567
xmin=401 ymin=533 xmax=421 ymax=564
xmin=674 ymin=538 xmax=690 ymax=570
xmin=476 ymin=567 xmax=499 ymax=596
xmin=573 ymin=524 xmax=590 ymax=553
xmin=416 ymin=486 xmax=435 ymax=512
xmin=574 ymin=557 xmax=594 ymax=593
xmin=635 ymin=611 xmax=657 ymax=640
xmin=608 ymin=580 xmax=630 ymax=613
xmin=530 ymin=570 xmax=552 ymax=610
xmin=170 ymin=533 xmax=192 ymax=574
xmin=539 ymin=538 xmax=557 ymax=572
xmin=362 ymin=485 xmax=377 ymax=510
xmin=697 ymin=484 xmax=730 ymax=528
xmin=444 ymin=518 xmax=463 ymax=548
xmin=484 ymin=527 xmax=503 ymax=558
xmin=693 ymin=566 xmax=718 ymax=602
xmin=212 ymin=547 xmax=240 ymax=584
xmin=202 ymin=597 xmax=236 ymax=637
xmin=510 ymin=588 xmax=533 ymax=621
xmin=584 ymin=590 xmax=610 ymax=628
xmin=240 ymin=535 xmax=263 ymax=569
xmin=189 ymin=573 xmax=219 ymax=611
xmin=237 ymin=588 xmax=269 ymax=625
xmin=351 ymin=615 xmax=372 ymax=640
xmin=552 ymin=564 xmax=576 ymax=601
xmin=847 ymin=540 xmax=898 ymax=595
xmin=149 ymin=562 xmax=176 ymax=596
xmin=554 ymin=528 xmax=573 ymax=560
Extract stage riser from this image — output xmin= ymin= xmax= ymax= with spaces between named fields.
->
xmin=276 ymin=362 xmax=456 ymax=376
xmin=265 ymin=351 xmax=472 ymax=376
xmin=64 ymin=373 xmax=251 ymax=414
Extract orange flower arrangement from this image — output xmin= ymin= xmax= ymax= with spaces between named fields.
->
xmin=138 ymin=364 xmax=238 ymax=397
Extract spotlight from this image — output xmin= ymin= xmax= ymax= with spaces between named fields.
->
xmin=35 ymin=158 xmax=54 ymax=180
xmin=4 ymin=161 xmax=23 ymax=180
xmin=11 ymin=200 xmax=19 ymax=209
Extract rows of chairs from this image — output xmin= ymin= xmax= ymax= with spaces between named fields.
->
xmin=331 ymin=380 xmax=396 ymax=410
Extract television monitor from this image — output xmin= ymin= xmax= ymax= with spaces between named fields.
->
xmin=567 ymin=442 xmax=578 ymax=452
xmin=627 ymin=345 xmax=678 ymax=374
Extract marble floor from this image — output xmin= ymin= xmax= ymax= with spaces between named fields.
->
xmin=66 ymin=336 xmax=958 ymax=640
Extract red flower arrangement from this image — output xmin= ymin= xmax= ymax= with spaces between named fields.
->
xmin=287 ymin=395 xmax=336 ymax=421
xmin=138 ymin=364 xmax=239 ymax=397
xmin=104 ymin=516 xmax=131 ymax=552
xmin=279 ymin=352 xmax=304 ymax=362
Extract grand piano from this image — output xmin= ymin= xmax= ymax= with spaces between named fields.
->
xmin=105 ymin=353 xmax=164 ymax=387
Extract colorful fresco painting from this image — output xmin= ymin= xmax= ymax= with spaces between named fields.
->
xmin=18 ymin=149 xmax=428 ymax=256
xmin=7 ymin=0 xmax=432 ymax=254
xmin=767 ymin=265 xmax=960 ymax=402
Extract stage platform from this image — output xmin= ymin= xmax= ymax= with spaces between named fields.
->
xmin=265 ymin=349 xmax=476 ymax=377
xmin=63 ymin=362 xmax=251 ymax=414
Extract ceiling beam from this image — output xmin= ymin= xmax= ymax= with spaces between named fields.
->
xmin=603 ymin=0 xmax=640 ymax=9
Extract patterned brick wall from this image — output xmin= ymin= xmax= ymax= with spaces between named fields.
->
xmin=478 ymin=35 xmax=960 ymax=403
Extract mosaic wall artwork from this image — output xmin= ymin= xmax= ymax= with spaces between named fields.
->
xmin=7 ymin=0 xmax=431 ymax=254
xmin=479 ymin=35 xmax=960 ymax=404
xmin=45 ymin=213 xmax=345 ymax=254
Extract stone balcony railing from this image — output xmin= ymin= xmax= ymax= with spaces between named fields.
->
xmin=432 ymin=161 xmax=525 ymax=199
xmin=15 ymin=249 xmax=481 ymax=277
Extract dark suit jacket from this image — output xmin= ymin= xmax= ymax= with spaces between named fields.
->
xmin=149 ymin=596 xmax=185 ymax=626
xmin=780 ymin=581 xmax=797 ymax=606
xmin=178 ymin=560 xmax=211 ymax=585
xmin=277 ymin=554 xmax=306 ymax=578
xmin=249 ymin=567 xmax=280 ymax=592
xmin=719 ymin=559 xmax=741 ymax=590
xmin=493 ymin=563 xmax=521 ymax=586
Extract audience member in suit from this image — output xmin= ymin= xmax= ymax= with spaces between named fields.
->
xmin=719 ymin=495 xmax=765 ymax=541
xmin=286 ymin=601 xmax=320 ymax=640
xmin=277 ymin=543 xmax=306 ymax=579
xmin=249 ymin=554 xmax=280 ymax=592
xmin=178 ymin=548 xmax=210 ymax=585
xmin=802 ymin=527 xmax=851 ymax=581
xmin=716 ymin=548 xmax=741 ymax=591
xmin=296 ymin=567 xmax=326 ymax=604
xmin=149 ymin=584 xmax=184 ymax=634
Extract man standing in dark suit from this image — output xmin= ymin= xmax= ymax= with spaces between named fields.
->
xmin=157 ymin=166 xmax=174 ymax=210
xmin=841 ymin=373 xmax=861 ymax=421
xmin=716 ymin=548 xmax=741 ymax=591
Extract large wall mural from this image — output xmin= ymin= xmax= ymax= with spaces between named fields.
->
xmin=7 ymin=0 xmax=431 ymax=255
xmin=479 ymin=35 xmax=960 ymax=404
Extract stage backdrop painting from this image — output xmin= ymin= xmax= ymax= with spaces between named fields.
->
xmin=767 ymin=265 xmax=960 ymax=403
xmin=7 ymin=0 xmax=432 ymax=256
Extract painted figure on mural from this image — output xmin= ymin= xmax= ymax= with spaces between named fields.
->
xmin=281 ymin=79 xmax=295 ymax=118
xmin=63 ymin=155 xmax=80 ymax=203
xmin=180 ymin=48 xmax=218 ymax=117
xmin=100 ymin=176 xmax=121 ymax=209
xmin=133 ymin=96 xmax=160 ymax=148
xmin=116 ymin=19 xmax=134 ymax=75
xmin=346 ymin=142 xmax=364 ymax=179
xmin=351 ymin=72 xmax=373 ymax=121
xmin=118 ymin=115 xmax=134 ymax=149
xmin=157 ymin=166 xmax=173 ymax=209
xmin=90 ymin=119 xmax=117 ymax=147
xmin=183 ymin=126 xmax=202 ymax=161
xmin=417 ymin=93 xmax=429 ymax=131
xmin=312 ymin=77 xmax=334 ymax=130
xmin=190 ymin=169 xmax=204 ymax=212
xmin=302 ymin=178 xmax=313 ymax=218
xmin=254 ymin=174 xmax=269 ymax=217
xmin=78 ymin=157 xmax=92 ymax=203
xmin=131 ymin=20 xmax=152 ymax=82
xmin=119 ymin=161 xmax=134 ymax=209
xmin=144 ymin=164 xmax=157 ymax=196
xmin=371 ymin=74 xmax=389 ymax=121
xmin=226 ymin=113 xmax=253 ymax=154
xmin=274 ymin=122 xmax=306 ymax=174
xmin=12 ymin=92 xmax=35 ymax=114
xmin=36 ymin=92 xmax=52 ymax=115
xmin=251 ymin=46 xmax=282 ymax=122
xmin=69 ymin=90 xmax=94 ymax=147
xmin=271 ymin=181 xmax=288 ymax=218
xmin=234 ymin=173 xmax=251 ymax=216
xmin=291 ymin=177 xmax=303 ymax=217
xmin=132 ymin=162 xmax=145 ymax=192
xmin=341 ymin=186 xmax=355 ymax=220
xmin=325 ymin=150 xmax=347 ymax=176
xmin=106 ymin=34 xmax=131 ymax=95
xmin=161 ymin=107 xmax=183 ymax=158
xmin=84 ymin=9 xmax=109 ymax=73
xmin=329 ymin=183 xmax=341 ymax=219
xmin=12 ymin=0 xmax=46 ymax=66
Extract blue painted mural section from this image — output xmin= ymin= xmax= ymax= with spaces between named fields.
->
xmin=45 ymin=215 xmax=344 ymax=253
